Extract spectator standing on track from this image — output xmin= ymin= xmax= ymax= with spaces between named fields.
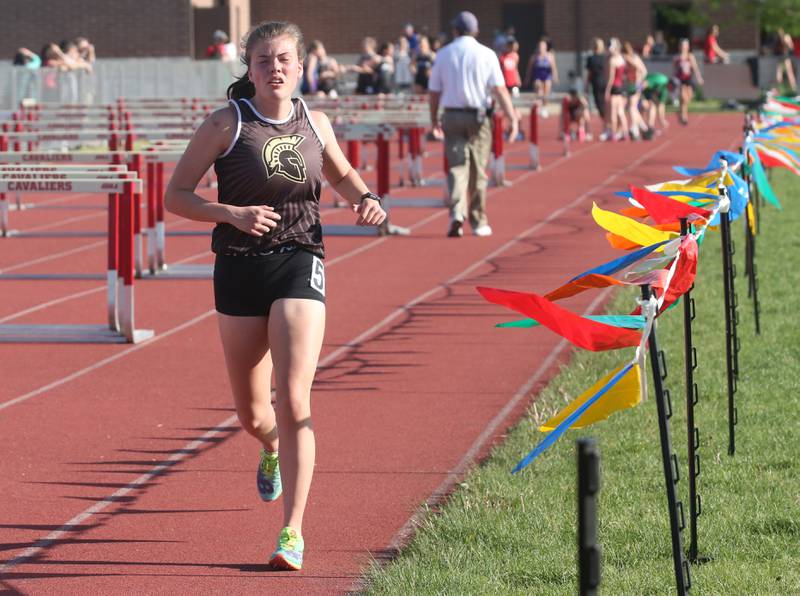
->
xmin=394 ymin=36 xmax=414 ymax=92
xmin=375 ymin=41 xmax=395 ymax=94
xmin=428 ymin=10 xmax=519 ymax=238
xmin=652 ymin=31 xmax=668 ymax=58
xmin=585 ymin=37 xmax=607 ymax=134
xmin=164 ymin=19 xmax=386 ymax=572
xmin=412 ymin=35 xmax=435 ymax=94
xmin=303 ymin=40 xmax=342 ymax=97
xmin=499 ymin=37 xmax=522 ymax=96
xmin=775 ymin=28 xmax=797 ymax=92
xmin=704 ymin=24 xmax=729 ymax=64
xmin=641 ymin=34 xmax=655 ymax=59
xmin=674 ymin=38 xmax=704 ymax=125
xmin=352 ymin=37 xmax=379 ymax=94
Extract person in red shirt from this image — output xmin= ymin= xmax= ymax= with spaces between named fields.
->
xmin=499 ymin=37 xmax=522 ymax=95
xmin=704 ymin=25 xmax=729 ymax=64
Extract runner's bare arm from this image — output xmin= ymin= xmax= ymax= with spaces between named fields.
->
xmin=691 ymin=55 xmax=704 ymax=86
xmin=165 ymin=105 xmax=281 ymax=237
xmin=550 ymin=52 xmax=559 ymax=84
xmin=312 ymin=110 xmax=386 ymax=226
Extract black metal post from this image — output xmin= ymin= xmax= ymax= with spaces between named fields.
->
xmin=680 ymin=219 xmax=701 ymax=563
xmin=719 ymin=186 xmax=738 ymax=456
xmin=741 ymin=137 xmax=761 ymax=335
xmin=577 ymin=438 xmax=601 ymax=596
xmin=641 ymin=284 xmax=691 ymax=595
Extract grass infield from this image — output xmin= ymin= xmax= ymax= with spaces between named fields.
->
xmin=363 ymin=170 xmax=800 ymax=595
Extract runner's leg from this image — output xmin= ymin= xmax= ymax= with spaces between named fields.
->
xmin=269 ymin=297 xmax=326 ymax=533
xmin=217 ymin=314 xmax=279 ymax=451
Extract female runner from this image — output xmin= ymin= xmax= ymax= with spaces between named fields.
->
xmin=674 ymin=38 xmax=704 ymax=125
xmin=165 ymin=20 xmax=386 ymax=571
xmin=525 ymin=39 xmax=559 ymax=117
xmin=604 ymin=38 xmax=629 ymax=141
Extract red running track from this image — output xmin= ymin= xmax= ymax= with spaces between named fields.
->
xmin=0 ymin=114 xmax=741 ymax=594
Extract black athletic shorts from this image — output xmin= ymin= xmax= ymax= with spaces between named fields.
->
xmin=213 ymin=245 xmax=326 ymax=316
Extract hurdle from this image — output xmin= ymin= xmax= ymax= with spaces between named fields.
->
xmin=489 ymin=113 xmax=508 ymax=187
xmin=0 ymin=164 xmax=128 ymax=210
xmin=0 ymin=177 xmax=153 ymax=343
xmin=0 ymin=149 xmax=186 ymax=275
xmin=0 ymin=167 xmax=136 ymax=237
xmin=561 ymin=97 xmax=571 ymax=156
xmin=529 ymin=105 xmax=540 ymax=170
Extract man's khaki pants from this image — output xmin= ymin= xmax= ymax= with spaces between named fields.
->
xmin=442 ymin=110 xmax=492 ymax=228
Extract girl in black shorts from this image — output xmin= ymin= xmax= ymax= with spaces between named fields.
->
xmin=165 ymin=20 xmax=386 ymax=571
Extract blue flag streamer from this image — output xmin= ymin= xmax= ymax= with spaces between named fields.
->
xmin=674 ymin=150 xmax=744 ymax=176
xmin=566 ymin=240 xmax=670 ymax=283
xmin=512 ymin=363 xmax=635 ymax=473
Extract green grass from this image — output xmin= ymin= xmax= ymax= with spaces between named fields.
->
xmin=363 ymin=170 xmax=800 ymax=595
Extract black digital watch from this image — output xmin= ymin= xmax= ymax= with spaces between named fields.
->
xmin=359 ymin=191 xmax=381 ymax=204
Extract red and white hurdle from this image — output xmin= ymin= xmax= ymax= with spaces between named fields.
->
xmin=0 ymin=176 xmax=153 ymax=343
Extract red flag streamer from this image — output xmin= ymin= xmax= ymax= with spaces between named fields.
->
xmin=630 ymin=186 xmax=712 ymax=224
xmin=659 ymin=235 xmax=699 ymax=311
xmin=477 ymin=287 xmax=641 ymax=351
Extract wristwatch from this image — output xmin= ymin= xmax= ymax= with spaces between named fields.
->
xmin=360 ymin=191 xmax=381 ymax=204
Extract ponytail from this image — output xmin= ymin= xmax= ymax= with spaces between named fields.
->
xmin=227 ymin=75 xmax=255 ymax=100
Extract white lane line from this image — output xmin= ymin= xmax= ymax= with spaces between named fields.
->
xmin=0 ymin=134 xmax=673 ymax=573
xmin=17 ymin=211 xmax=106 ymax=233
xmin=0 ymin=240 xmax=106 ymax=274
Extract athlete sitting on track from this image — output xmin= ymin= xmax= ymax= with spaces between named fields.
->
xmin=164 ymin=20 xmax=386 ymax=571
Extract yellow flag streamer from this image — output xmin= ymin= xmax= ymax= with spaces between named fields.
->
xmin=592 ymin=203 xmax=677 ymax=248
xmin=539 ymin=363 xmax=642 ymax=431
xmin=747 ymin=201 xmax=757 ymax=236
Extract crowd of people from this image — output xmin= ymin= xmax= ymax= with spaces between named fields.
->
xmin=14 ymin=37 xmax=95 ymax=72
xmin=296 ymin=24 xmax=442 ymax=98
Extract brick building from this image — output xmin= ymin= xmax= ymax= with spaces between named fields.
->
xmin=2 ymin=0 xmax=758 ymax=63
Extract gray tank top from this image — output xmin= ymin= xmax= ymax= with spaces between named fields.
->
xmin=212 ymin=97 xmax=326 ymax=258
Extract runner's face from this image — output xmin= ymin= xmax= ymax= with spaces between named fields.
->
xmin=248 ymin=35 xmax=302 ymax=100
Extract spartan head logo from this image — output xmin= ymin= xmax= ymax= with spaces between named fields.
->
xmin=262 ymin=135 xmax=307 ymax=183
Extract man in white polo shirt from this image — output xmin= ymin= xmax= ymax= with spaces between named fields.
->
xmin=429 ymin=11 xmax=519 ymax=237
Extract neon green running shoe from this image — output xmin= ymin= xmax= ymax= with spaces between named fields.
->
xmin=269 ymin=526 xmax=304 ymax=571
xmin=257 ymin=449 xmax=282 ymax=502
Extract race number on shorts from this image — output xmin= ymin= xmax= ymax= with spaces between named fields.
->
xmin=310 ymin=256 xmax=325 ymax=296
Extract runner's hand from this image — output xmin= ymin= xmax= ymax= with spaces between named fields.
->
xmin=228 ymin=205 xmax=281 ymax=237
xmin=352 ymin=198 xmax=386 ymax=226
